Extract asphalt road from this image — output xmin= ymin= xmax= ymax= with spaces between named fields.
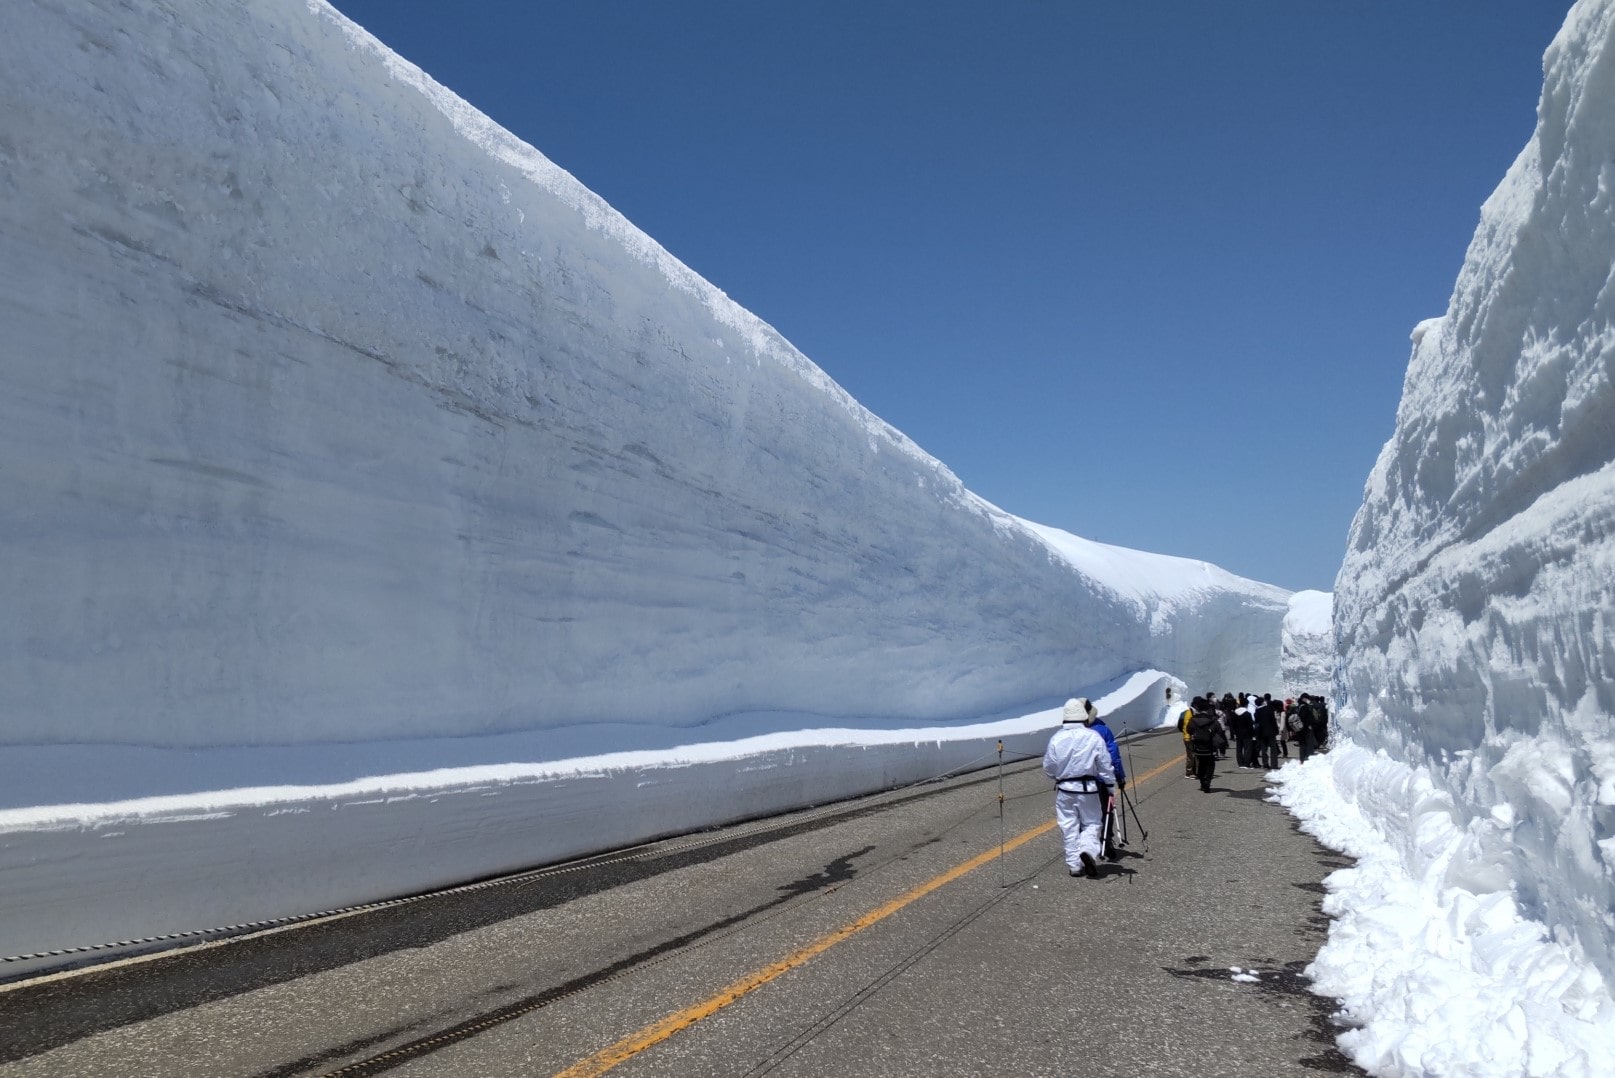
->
xmin=0 ymin=729 xmax=1362 ymax=1077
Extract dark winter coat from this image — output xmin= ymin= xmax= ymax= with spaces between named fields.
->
xmin=1254 ymin=702 xmax=1279 ymax=740
xmin=1187 ymin=710 xmax=1228 ymax=756
xmin=1307 ymin=703 xmax=1330 ymax=749
xmin=1229 ymin=708 xmax=1256 ymax=741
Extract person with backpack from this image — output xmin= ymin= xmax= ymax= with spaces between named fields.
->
xmin=1178 ymin=699 xmax=1198 ymax=777
xmin=1043 ymin=698 xmax=1118 ymax=878
xmin=1079 ymin=699 xmax=1127 ymax=859
xmin=1217 ymin=693 xmax=1237 ymax=759
xmin=1186 ymin=700 xmax=1228 ymax=792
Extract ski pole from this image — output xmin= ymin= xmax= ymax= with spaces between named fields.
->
xmin=1122 ymin=784 xmax=1149 ymax=841
xmin=1120 ymin=733 xmax=1140 ymax=845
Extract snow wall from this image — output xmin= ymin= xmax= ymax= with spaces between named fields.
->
xmin=1334 ymin=0 xmax=1615 ymax=991
xmin=0 ymin=0 xmax=1286 ymax=758
xmin=0 ymin=0 xmax=1288 ymax=971
xmin=1281 ymin=590 xmax=1334 ymax=697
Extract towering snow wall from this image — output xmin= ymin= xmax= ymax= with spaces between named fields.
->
xmin=1281 ymin=590 xmax=1334 ymax=697
xmin=1336 ymin=0 xmax=1615 ymax=983
xmin=0 ymin=0 xmax=1285 ymax=760
xmin=1026 ymin=523 xmax=1290 ymax=696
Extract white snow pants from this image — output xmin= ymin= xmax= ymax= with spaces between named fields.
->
xmin=1054 ymin=788 xmax=1104 ymax=871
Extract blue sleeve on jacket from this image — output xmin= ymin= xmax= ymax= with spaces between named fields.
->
xmin=1096 ymin=723 xmax=1125 ymax=782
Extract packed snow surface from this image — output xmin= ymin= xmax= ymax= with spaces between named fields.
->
xmin=1276 ymin=751 xmax=1615 ymax=1078
xmin=1319 ymin=0 xmax=1615 ymax=1072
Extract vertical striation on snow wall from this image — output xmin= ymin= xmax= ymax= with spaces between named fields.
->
xmin=0 ymin=0 xmax=1286 ymax=758
xmin=1336 ymin=0 xmax=1615 ymax=983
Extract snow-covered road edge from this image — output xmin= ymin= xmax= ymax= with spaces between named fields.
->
xmin=1270 ymin=741 xmax=1615 ymax=1077
xmin=0 ymin=671 xmax=1181 ymax=979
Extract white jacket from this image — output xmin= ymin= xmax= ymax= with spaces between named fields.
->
xmin=1042 ymin=724 xmax=1117 ymax=791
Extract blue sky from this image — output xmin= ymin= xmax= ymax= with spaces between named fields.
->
xmin=331 ymin=1 xmax=1571 ymax=592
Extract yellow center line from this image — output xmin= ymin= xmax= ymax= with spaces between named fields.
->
xmin=553 ymin=743 xmax=1176 ymax=1078
xmin=1131 ymin=754 xmax=1182 ymax=786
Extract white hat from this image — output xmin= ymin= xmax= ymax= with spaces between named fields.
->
xmin=1064 ymin=697 xmax=1098 ymax=724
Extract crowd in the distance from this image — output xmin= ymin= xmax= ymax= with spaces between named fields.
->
xmin=1175 ymin=691 xmax=1331 ymax=792
xmin=1043 ymin=690 xmax=1335 ymax=877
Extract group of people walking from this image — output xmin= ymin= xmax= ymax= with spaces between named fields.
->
xmin=1042 ymin=690 xmax=1334 ymax=878
xmin=1176 ymin=691 xmax=1331 ymax=792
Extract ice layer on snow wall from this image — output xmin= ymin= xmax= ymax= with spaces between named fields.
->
xmin=1335 ymin=0 xmax=1615 ymax=983
xmin=0 ymin=0 xmax=1285 ymax=751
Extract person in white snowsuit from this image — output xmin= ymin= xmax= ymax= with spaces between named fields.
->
xmin=1042 ymin=698 xmax=1118 ymax=878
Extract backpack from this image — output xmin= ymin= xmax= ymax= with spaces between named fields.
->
xmin=1285 ymin=710 xmax=1303 ymax=734
xmin=1189 ymin=713 xmax=1220 ymax=752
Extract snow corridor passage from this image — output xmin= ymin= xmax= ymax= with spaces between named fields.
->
xmin=0 ymin=729 xmax=1362 ymax=1078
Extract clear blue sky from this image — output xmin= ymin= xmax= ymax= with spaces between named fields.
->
xmin=331 ymin=1 xmax=1570 ymax=592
